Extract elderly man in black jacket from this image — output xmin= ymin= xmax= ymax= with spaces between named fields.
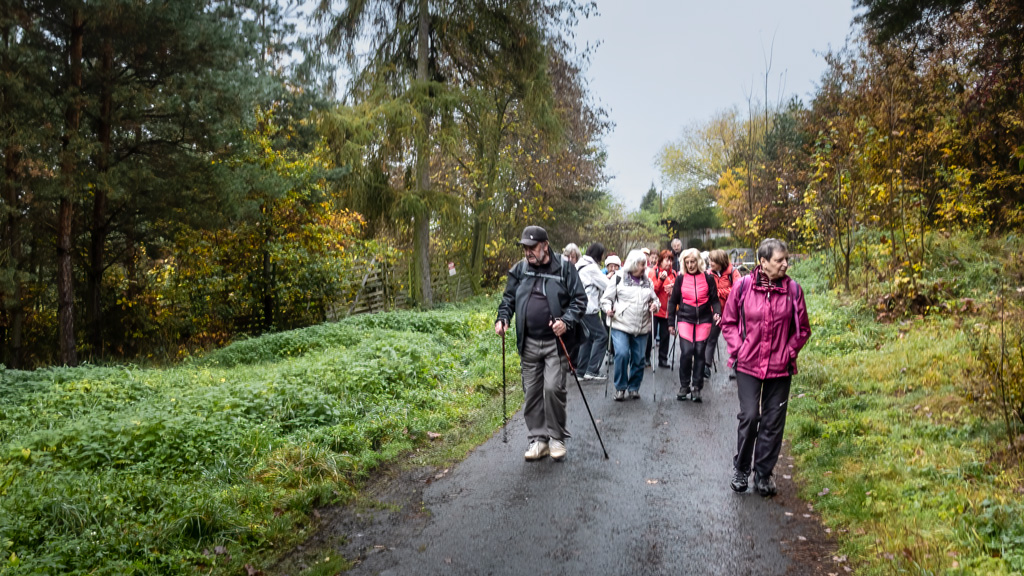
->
xmin=495 ymin=226 xmax=588 ymax=462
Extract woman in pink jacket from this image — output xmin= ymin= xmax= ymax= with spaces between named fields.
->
xmin=720 ymin=238 xmax=811 ymax=497
xmin=704 ymin=249 xmax=742 ymax=380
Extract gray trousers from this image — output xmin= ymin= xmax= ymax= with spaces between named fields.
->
xmin=521 ymin=336 xmax=570 ymax=442
xmin=734 ymin=372 xmax=791 ymax=477
xmin=574 ymin=313 xmax=608 ymax=377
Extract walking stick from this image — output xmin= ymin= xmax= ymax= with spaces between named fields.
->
xmin=501 ymin=332 xmax=508 ymax=444
xmin=604 ymin=315 xmax=612 ymax=398
xmin=557 ymin=333 xmax=609 ymax=459
xmin=669 ymin=329 xmax=677 ymax=370
xmin=651 ymin=310 xmax=657 ymax=376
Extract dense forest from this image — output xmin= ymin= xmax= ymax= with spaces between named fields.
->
xmin=4 ymin=0 xmax=1024 ymax=369
xmin=0 ymin=0 xmax=616 ymax=368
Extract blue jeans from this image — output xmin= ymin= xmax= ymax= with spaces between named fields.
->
xmin=575 ymin=313 xmax=608 ymax=377
xmin=610 ymin=329 xmax=647 ymax=392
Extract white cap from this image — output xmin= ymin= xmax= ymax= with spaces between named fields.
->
xmin=605 ymin=255 xmax=621 ymax=266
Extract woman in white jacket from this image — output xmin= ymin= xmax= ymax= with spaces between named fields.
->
xmin=601 ymin=249 xmax=660 ymax=400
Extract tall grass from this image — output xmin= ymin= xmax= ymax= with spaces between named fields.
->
xmin=0 ymin=297 xmax=520 ymax=575
xmin=787 ymin=252 xmax=1024 ymax=575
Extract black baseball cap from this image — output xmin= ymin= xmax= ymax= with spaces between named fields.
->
xmin=519 ymin=225 xmax=549 ymax=247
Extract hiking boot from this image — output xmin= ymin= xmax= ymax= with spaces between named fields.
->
xmin=753 ymin=471 xmax=777 ymax=497
xmin=614 ymin=389 xmax=626 ymax=401
xmin=691 ymin=388 xmax=702 ymax=403
xmin=629 ymin=390 xmax=641 ymax=400
xmin=676 ymin=385 xmax=690 ymax=401
xmin=730 ymin=467 xmax=750 ymax=492
xmin=549 ymin=439 xmax=567 ymax=461
xmin=524 ymin=440 xmax=549 ymax=461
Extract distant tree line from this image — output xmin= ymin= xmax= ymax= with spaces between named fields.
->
xmin=654 ymin=0 xmax=1024 ymax=293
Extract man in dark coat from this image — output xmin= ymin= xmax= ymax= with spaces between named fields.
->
xmin=496 ymin=226 xmax=588 ymax=462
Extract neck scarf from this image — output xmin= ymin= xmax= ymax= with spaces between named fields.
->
xmin=756 ymin=268 xmax=785 ymax=292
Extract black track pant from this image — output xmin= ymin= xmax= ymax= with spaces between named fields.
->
xmin=653 ymin=316 xmax=669 ymax=364
xmin=677 ymin=337 xmax=708 ymax=391
xmin=704 ymin=324 xmax=722 ymax=372
xmin=734 ymin=372 xmax=792 ymax=477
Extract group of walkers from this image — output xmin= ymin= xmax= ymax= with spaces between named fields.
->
xmin=495 ymin=226 xmax=811 ymax=497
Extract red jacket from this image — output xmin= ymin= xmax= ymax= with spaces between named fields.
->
xmin=720 ymin=268 xmax=811 ymax=380
xmin=649 ymin=267 xmax=676 ymax=319
xmin=712 ymin=264 xmax=741 ymax=305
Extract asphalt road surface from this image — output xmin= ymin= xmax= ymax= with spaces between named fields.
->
xmin=279 ymin=342 xmax=837 ymax=576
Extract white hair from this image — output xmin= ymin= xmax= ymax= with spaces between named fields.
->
xmin=624 ymin=249 xmax=648 ymax=275
xmin=679 ymin=248 xmax=706 ymax=272
xmin=562 ymin=243 xmax=581 ymax=260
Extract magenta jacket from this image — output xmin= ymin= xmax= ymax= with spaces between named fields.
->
xmin=720 ymin=268 xmax=811 ymax=380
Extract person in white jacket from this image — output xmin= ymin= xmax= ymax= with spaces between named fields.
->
xmin=601 ymin=249 xmax=660 ymax=401
xmin=571 ymin=242 xmax=609 ymax=380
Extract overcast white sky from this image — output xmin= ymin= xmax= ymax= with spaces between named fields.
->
xmin=574 ymin=1 xmax=859 ymax=210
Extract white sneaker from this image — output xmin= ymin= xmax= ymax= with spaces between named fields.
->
xmin=585 ymin=373 xmax=606 ymax=380
xmin=524 ymin=440 xmax=549 ymax=461
xmin=549 ymin=439 xmax=566 ymax=461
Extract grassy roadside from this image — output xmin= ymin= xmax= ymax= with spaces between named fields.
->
xmin=0 ymin=296 xmax=521 ymax=575
xmin=787 ymin=261 xmax=1024 ymax=575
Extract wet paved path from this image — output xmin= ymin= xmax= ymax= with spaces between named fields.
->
xmin=325 ymin=342 xmax=828 ymax=576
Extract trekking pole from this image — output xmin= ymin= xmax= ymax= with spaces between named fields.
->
xmin=669 ymin=330 xmax=677 ymax=370
xmin=604 ymin=315 xmax=612 ymax=398
xmin=651 ymin=309 xmax=657 ymax=376
xmin=557 ymin=333 xmax=609 ymax=459
xmin=501 ymin=332 xmax=508 ymax=444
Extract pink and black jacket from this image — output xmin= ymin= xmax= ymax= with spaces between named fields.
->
xmin=720 ymin=267 xmax=811 ymax=380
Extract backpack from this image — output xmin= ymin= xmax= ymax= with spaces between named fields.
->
xmin=519 ymin=256 xmax=590 ymax=353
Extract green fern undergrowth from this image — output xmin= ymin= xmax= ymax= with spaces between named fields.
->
xmin=0 ymin=296 xmax=522 ymax=576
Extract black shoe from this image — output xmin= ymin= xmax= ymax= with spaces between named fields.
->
xmin=753 ymin=471 xmax=777 ymax=497
xmin=703 ymin=367 xmax=712 ymax=379
xmin=730 ymin=467 xmax=749 ymax=492
xmin=691 ymin=388 xmax=702 ymax=403
xmin=658 ymin=361 xmax=671 ymax=368
xmin=614 ymin=389 xmax=626 ymax=401
xmin=728 ymin=371 xmax=737 ymax=380
xmin=629 ymin=390 xmax=640 ymax=400
xmin=676 ymin=386 xmax=690 ymax=401
xmin=645 ymin=359 xmax=652 ymax=367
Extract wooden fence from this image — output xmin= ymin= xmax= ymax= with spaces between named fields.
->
xmin=326 ymin=256 xmax=473 ymax=320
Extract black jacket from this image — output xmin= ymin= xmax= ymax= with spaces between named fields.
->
xmin=496 ymin=250 xmax=588 ymax=356
xmin=666 ymin=271 xmax=722 ymax=327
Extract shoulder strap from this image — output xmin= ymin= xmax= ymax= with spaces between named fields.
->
xmin=737 ymin=275 xmax=751 ymax=341
xmin=521 ymin=268 xmax=563 ymax=282
xmin=788 ymin=278 xmax=802 ymax=336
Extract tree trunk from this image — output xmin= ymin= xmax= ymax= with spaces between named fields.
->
xmin=469 ymin=200 xmax=487 ymax=294
xmin=3 ymin=145 xmax=24 ymax=368
xmin=57 ymin=6 xmax=83 ymax=366
xmin=88 ymin=38 xmax=113 ymax=357
xmin=412 ymin=0 xmax=433 ymax=308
